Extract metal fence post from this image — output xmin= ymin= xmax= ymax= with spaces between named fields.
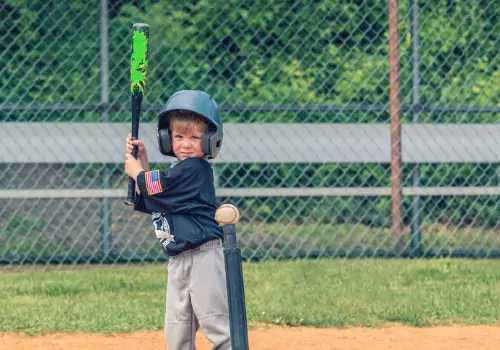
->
xmin=99 ymin=0 xmax=112 ymax=259
xmin=410 ymin=0 xmax=422 ymax=257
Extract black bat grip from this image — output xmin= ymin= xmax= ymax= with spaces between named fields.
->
xmin=124 ymin=95 xmax=142 ymax=206
xmin=124 ymin=147 xmax=138 ymax=206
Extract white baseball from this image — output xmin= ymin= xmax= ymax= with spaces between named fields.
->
xmin=215 ymin=204 xmax=240 ymax=225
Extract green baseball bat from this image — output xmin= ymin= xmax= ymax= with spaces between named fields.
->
xmin=125 ymin=23 xmax=149 ymax=206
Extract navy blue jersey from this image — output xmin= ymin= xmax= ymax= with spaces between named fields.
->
xmin=133 ymin=157 xmax=223 ymax=256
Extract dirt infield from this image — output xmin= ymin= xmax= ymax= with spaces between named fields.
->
xmin=2 ymin=324 xmax=500 ymax=350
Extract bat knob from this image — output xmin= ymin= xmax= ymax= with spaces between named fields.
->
xmin=215 ymin=204 xmax=240 ymax=226
xmin=133 ymin=23 xmax=150 ymax=30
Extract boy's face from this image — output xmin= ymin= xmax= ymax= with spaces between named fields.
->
xmin=171 ymin=122 xmax=204 ymax=161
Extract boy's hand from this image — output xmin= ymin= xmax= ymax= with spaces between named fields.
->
xmin=127 ymin=133 xmax=148 ymax=154
xmin=126 ymin=133 xmax=150 ymax=170
xmin=124 ymin=153 xmax=144 ymax=181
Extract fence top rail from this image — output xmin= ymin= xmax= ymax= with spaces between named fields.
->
xmin=2 ymin=122 xmax=500 ymax=164
xmin=2 ymin=187 xmax=499 ymax=199
xmin=1 ymin=103 xmax=499 ymax=113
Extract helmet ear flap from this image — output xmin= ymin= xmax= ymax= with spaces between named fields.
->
xmin=202 ymin=132 xmax=222 ymax=159
xmin=157 ymin=128 xmax=175 ymax=157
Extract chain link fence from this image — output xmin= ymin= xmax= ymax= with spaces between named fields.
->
xmin=1 ymin=0 xmax=499 ymax=265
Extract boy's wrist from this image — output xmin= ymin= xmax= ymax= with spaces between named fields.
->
xmin=130 ymin=163 xmax=144 ymax=181
xmin=135 ymin=169 xmax=144 ymax=181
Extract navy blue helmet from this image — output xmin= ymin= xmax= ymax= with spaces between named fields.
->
xmin=157 ymin=90 xmax=223 ymax=159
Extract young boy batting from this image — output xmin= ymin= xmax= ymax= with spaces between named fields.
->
xmin=124 ymin=90 xmax=231 ymax=350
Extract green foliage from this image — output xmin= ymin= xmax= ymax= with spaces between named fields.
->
xmin=6 ymin=215 xmax=45 ymax=232
xmin=1 ymin=0 xmax=498 ymax=227
xmin=0 ymin=216 xmax=60 ymax=257
xmin=1 ymin=0 xmax=100 ymax=116
xmin=2 ymin=0 xmax=497 ymax=122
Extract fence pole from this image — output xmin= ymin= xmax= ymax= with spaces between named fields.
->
xmin=99 ymin=0 xmax=112 ymax=259
xmin=388 ymin=0 xmax=404 ymax=256
xmin=410 ymin=0 xmax=422 ymax=257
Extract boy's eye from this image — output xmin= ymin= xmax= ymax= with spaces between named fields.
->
xmin=174 ymin=135 xmax=182 ymax=139
xmin=191 ymin=136 xmax=201 ymax=140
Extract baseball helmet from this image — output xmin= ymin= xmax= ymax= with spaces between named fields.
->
xmin=157 ymin=90 xmax=223 ymax=159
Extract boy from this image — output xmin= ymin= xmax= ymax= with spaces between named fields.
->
xmin=124 ymin=90 xmax=231 ymax=350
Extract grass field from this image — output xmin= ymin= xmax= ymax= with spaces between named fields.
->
xmin=1 ymin=259 xmax=500 ymax=335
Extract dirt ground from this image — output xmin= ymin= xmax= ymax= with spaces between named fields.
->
xmin=2 ymin=324 xmax=500 ymax=350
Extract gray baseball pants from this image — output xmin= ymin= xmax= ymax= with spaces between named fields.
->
xmin=164 ymin=240 xmax=231 ymax=350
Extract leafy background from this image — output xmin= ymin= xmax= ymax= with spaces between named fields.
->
xmin=0 ymin=0 xmax=499 ymax=260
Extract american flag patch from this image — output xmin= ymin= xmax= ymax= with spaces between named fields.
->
xmin=145 ymin=170 xmax=163 ymax=195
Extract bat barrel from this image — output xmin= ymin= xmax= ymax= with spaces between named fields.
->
xmin=125 ymin=23 xmax=150 ymax=207
xmin=223 ymin=224 xmax=249 ymax=350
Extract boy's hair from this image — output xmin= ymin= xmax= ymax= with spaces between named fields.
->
xmin=168 ymin=110 xmax=210 ymax=134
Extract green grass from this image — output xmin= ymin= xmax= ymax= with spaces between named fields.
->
xmin=1 ymin=259 xmax=500 ymax=334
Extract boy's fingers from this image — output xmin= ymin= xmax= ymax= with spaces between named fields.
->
xmin=132 ymin=140 xmax=144 ymax=147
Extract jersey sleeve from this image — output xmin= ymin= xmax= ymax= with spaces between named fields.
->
xmin=135 ymin=158 xmax=205 ymax=213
